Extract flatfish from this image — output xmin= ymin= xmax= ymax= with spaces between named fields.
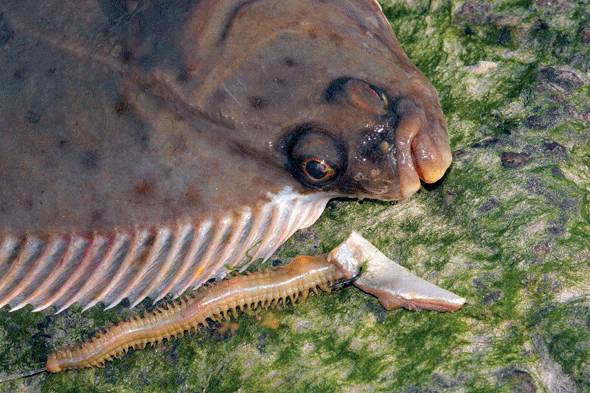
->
xmin=0 ymin=0 xmax=451 ymax=313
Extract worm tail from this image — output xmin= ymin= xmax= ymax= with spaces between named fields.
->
xmin=46 ymin=296 xmax=201 ymax=372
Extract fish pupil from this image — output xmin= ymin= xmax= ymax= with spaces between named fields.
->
xmin=303 ymin=158 xmax=335 ymax=181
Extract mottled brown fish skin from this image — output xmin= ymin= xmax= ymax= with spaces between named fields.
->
xmin=0 ymin=0 xmax=450 ymax=234
xmin=0 ymin=0 xmax=451 ymax=311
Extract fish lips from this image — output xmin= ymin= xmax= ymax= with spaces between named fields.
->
xmin=350 ymin=97 xmax=452 ymax=201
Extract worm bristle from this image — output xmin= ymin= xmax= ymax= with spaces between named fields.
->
xmin=45 ymin=258 xmax=344 ymax=372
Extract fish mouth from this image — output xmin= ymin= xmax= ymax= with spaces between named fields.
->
xmin=395 ymin=99 xmax=452 ymax=199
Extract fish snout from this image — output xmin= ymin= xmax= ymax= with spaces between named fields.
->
xmin=350 ymin=97 xmax=451 ymax=201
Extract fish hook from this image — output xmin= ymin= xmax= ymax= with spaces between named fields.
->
xmin=329 ymin=266 xmax=363 ymax=290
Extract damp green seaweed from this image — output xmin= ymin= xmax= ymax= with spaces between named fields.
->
xmin=1 ymin=0 xmax=590 ymax=392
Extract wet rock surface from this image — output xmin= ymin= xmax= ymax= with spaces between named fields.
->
xmin=1 ymin=0 xmax=589 ymax=392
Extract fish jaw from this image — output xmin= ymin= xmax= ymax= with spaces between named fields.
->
xmin=327 ymin=231 xmax=465 ymax=312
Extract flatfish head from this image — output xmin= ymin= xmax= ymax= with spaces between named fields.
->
xmin=0 ymin=0 xmax=451 ymax=312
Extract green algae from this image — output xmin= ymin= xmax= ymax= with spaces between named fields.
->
xmin=1 ymin=0 xmax=590 ymax=392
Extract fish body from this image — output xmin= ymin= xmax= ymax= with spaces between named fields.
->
xmin=0 ymin=0 xmax=451 ymax=312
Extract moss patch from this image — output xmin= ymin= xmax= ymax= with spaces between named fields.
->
xmin=1 ymin=0 xmax=590 ymax=392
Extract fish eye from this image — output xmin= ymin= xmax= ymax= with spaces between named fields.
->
xmin=345 ymin=80 xmax=388 ymax=115
xmin=286 ymin=128 xmax=346 ymax=188
xmin=301 ymin=158 xmax=337 ymax=181
xmin=325 ymin=79 xmax=389 ymax=115
xmin=368 ymin=84 xmax=388 ymax=109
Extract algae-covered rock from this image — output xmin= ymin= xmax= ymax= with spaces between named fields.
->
xmin=1 ymin=1 xmax=589 ymax=392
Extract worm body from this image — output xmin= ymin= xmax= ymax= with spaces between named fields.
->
xmin=46 ymin=255 xmax=345 ymax=372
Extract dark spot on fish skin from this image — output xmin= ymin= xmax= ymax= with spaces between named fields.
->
xmin=114 ymin=95 xmax=132 ymax=116
xmin=58 ymin=139 xmax=68 ymax=149
xmin=219 ymin=0 xmax=260 ymax=42
xmin=284 ymin=57 xmax=296 ymax=67
xmin=23 ymin=199 xmax=34 ymax=211
xmin=13 ymin=67 xmax=26 ymax=80
xmin=177 ymin=67 xmax=189 ymax=82
xmin=81 ymin=151 xmax=100 ymax=170
xmin=0 ymin=13 xmax=15 ymax=47
xmin=90 ymin=210 xmax=103 ymax=226
xmin=46 ymin=68 xmax=56 ymax=77
xmin=138 ymin=132 xmax=149 ymax=149
xmin=121 ymin=48 xmax=134 ymax=65
xmin=328 ymin=33 xmax=344 ymax=44
xmin=24 ymin=110 xmax=41 ymax=124
xmin=131 ymin=179 xmax=158 ymax=206
xmin=135 ymin=181 xmax=154 ymax=196
xmin=501 ymin=152 xmax=531 ymax=168
xmin=182 ymin=186 xmax=202 ymax=207
xmin=250 ymin=96 xmax=266 ymax=110
xmin=211 ymin=89 xmax=228 ymax=107
xmin=273 ymin=77 xmax=286 ymax=87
